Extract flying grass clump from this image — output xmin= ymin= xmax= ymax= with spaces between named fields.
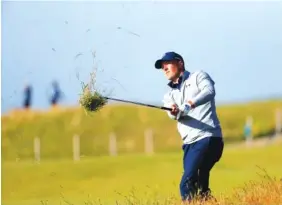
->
xmin=79 ymin=85 xmax=107 ymax=112
xmin=79 ymin=72 xmax=108 ymax=113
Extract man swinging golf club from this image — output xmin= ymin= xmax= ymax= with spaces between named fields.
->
xmin=155 ymin=51 xmax=224 ymax=202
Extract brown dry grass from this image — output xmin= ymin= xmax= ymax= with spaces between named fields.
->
xmin=183 ymin=176 xmax=282 ymax=205
xmin=116 ymin=175 xmax=282 ymax=205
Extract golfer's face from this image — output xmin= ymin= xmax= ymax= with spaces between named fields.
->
xmin=161 ymin=60 xmax=180 ymax=81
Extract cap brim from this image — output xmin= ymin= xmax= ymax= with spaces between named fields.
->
xmin=154 ymin=59 xmax=163 ymax=69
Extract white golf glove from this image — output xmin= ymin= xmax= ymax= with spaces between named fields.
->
xmin=176 ymin=103 xmax=191 ymax=120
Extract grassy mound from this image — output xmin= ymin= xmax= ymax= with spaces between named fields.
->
xmin=1 ymin=100 xmax=282 ymax=161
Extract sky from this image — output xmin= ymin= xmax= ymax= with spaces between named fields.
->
xmin=1 ymin=1 xmax=282 ymax=113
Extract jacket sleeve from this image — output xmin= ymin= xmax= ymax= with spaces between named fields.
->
xmin=190 ymin=71 xmax=216 ymax=107
xmin=163 ymin=92 xmax=177 ymax=120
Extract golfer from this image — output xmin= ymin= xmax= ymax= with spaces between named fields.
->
xmin=155 ymin=52 xmax=224 ymax=202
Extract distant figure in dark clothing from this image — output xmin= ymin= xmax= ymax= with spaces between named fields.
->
xmin=50 ymin=81 xmax=62 ymax=107
xmin=23 ymin=84 xmax=32 ymax=110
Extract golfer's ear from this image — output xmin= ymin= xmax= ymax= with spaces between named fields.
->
xmin=178 ymin=60 xmax=184 ymax=70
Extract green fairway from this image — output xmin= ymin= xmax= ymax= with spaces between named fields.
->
xmin=2 ymin=139 xmax=282 ymax=205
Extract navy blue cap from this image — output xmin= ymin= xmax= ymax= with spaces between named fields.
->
xmin=155 ymin=52 xmax=184 ymax=69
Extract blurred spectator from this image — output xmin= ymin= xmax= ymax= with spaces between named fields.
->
xmin=23 ymin=83 xmax=32 ymax=110
xmin=244 ymin=116 xmax=253 ymax=144
xmin=244 ymin=125 xmax=251 ymax=140
xmin=49 ymin=80 xmax=63 ymax=107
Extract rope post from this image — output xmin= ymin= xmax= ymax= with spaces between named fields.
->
xmin=145 ymin=128 xmax=154 ymax=155
xmin=34 ymin=137 xmax=40 ymax=163
xmin=73 ymin=135 xmax=80 ymax=161
xmin=109 ymin=133 xmax=117 ymax=156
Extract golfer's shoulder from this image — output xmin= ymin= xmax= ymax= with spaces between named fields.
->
xmin=163 ymin=83 xmax=176 ymax=99
xmin=190 ymin=70 xmax=213 ymax=81
xmin=190 ymin=70 xmax=210 ymax=77
xmin=164 ymin=88 xmax=173 ymax=97
xmin=163 ymin=89 xmax=174 ymax=103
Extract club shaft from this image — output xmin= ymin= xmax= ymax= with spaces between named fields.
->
xmin=105 ymin=97 xmax=172 ymax=111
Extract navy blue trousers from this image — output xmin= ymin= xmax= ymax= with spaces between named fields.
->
xmin=180 ymin=137 xmax=224 ymax=201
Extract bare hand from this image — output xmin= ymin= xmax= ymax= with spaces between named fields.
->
xmin=170 ymin=104 xmax=179 ymax=116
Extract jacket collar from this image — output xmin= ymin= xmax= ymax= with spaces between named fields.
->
xmin=168 ymin=70 xmax=190 ymax=89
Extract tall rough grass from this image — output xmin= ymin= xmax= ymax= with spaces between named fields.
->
xmin=228 ymin=173 xmax=282 ymax=205
xmin=113 ymin=175 xmax=282 ymax=205
xmin=50 ymin=175 xmax=282 ymax=205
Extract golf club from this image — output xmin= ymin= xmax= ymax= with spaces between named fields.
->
xmin=105 ymin=97 xmax=172 ymax=111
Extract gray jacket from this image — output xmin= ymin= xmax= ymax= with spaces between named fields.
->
xmin=163 ymin=70 xmax=222 ymax=144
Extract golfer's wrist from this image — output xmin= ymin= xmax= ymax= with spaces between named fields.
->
xmin=181 ymin=101 xmax=194 ymax=110
xmin=187 ymin=100 xmax=195 ymax=108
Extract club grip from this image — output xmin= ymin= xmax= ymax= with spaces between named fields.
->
xmin=161 ymin=107 xmax=173 ymax=111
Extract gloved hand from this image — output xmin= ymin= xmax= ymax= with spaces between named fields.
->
xmin=176 ymin=103 xmax=191 ymax=120
xmin=179 ymin=103 xmax=191 ymax=115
